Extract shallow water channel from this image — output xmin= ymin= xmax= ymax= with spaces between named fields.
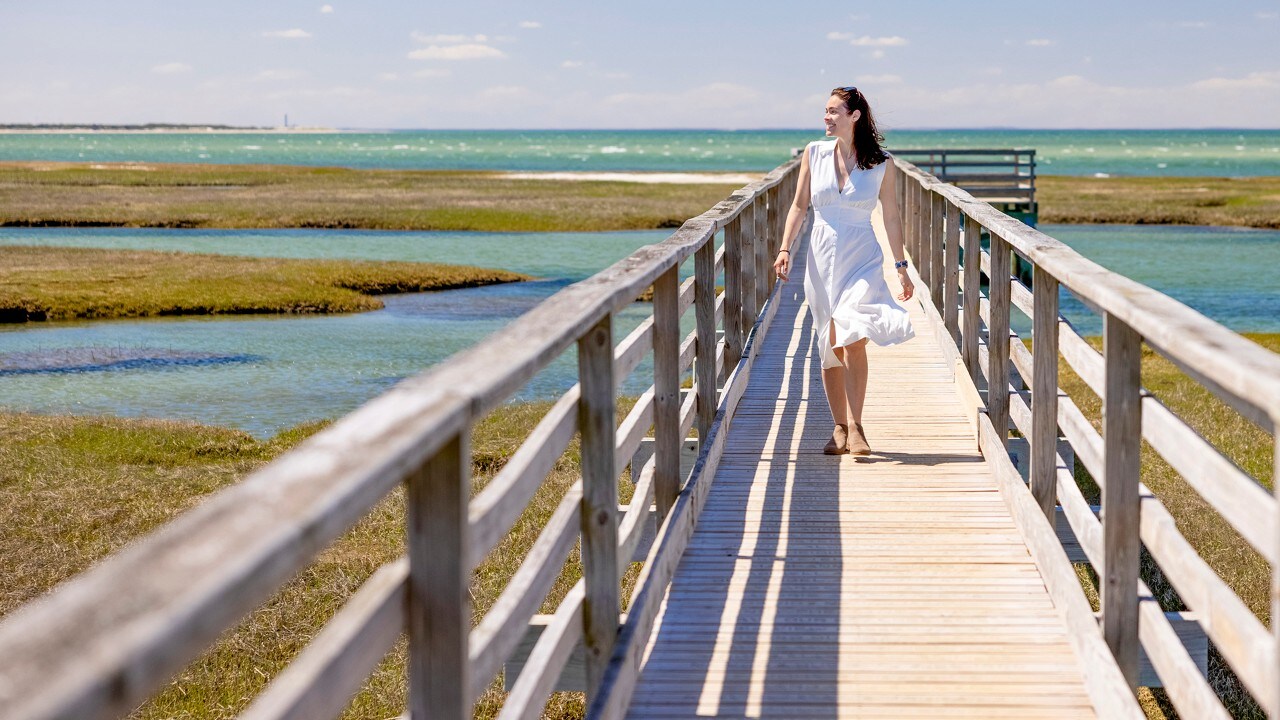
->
xmin=2 ymin=224 xmax=1277 ymax=436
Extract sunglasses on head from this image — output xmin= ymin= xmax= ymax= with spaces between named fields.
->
xmin=839 ymin=85 xmax=858 ymax=95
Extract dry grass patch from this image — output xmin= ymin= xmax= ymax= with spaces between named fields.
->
xmin=1039 ymin=175 xmax=1280 ymax=229
xmin=1 ymin=397 xmax=645 ymax=718
xmin=0 ymin=245 xmax=528 ymax=321
xmin=0 ymin=162 xmax=741 ymax=232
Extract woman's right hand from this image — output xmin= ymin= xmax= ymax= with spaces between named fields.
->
xmin=773 ymin=251 xmax=791 ymax=282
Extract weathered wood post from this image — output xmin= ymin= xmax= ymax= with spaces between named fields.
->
xmin=930 ymin=191 xmax=945 ymax=311
xmin=987 ymin=232 xmax=1012 ymax=448
xmin=943 ymin=201 xmax=961 ymax=344
xmin=739 ymin=201 xmax=758 ymax=341
xmin=754 ymin=194 xmax=769 ymax=312
xmin=578 ymin=315 xmax=619 ymax=702
xmin=407 ymin=431 xmax=471 ymax=719
xmin=653 ymin=266 xmax=681 ymax=521
xmin=1101 ymin=313 xmax=1142 ymax=688
xmin=724 ymin=214 xmax=743 ymax=369
xmin=1031 ymin=264 xmax=1060 ymax=520
xmin=695 ymin=238 xmax=716 ymax=441
xmin=962 ymin=215 xmax=983 ymax=389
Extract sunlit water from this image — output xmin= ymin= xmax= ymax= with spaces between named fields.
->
xmin=3 ymin=129 xmax=1280 ymax=176
xmin=2 ymin=224 xmax=1276 ymax=435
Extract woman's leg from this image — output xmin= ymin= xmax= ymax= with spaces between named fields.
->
xmin=821 ymin=320 xmax=848 ymax=424
xmin=842 ymin=338 xmax=870 ymax=426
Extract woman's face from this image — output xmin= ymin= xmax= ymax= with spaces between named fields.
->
xmin=824 ymin=95 xmax=861 ymax=138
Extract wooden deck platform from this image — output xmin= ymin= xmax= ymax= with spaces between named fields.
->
xmin=626 ymin=230 xmax=1098 ymax=718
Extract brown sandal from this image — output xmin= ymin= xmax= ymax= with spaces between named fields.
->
xmin=824 ymin=424 xmax=849 ymax=455
xmin=847 ymin=422 xmax=871 ymax=455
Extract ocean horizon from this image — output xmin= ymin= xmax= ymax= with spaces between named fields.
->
xmin=3 ymin=128 xmax=1279 ymax=176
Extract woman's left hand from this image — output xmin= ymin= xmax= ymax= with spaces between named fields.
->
xmin=897 ymin=267 xmax=914 ymax=301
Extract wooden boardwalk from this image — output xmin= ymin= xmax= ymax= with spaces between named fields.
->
xmin=626 ymin=231 xmax=1098 ymax=718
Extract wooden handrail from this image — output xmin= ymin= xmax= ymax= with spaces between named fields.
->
xmin=895 ymin=156 xmax=1280 ymax=717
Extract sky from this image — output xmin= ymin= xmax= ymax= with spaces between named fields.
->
xmin=2 ymin=0 xmax=1278 ymax=130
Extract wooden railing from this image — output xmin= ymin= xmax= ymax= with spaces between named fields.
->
xmin=890 ymin=148 xmax=1036 ymax=217
xmin=0 ymin=157 xmax=800 ymax=719
xmin=896 ymin=157 xmax=1280 ymax=718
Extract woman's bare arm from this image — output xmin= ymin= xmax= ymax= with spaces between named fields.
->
xmin=772 ymin=144 xmax=812 ymax=282
xmin=878 ymin=159 xmax=915 ymax=301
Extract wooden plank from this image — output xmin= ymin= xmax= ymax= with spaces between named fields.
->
xmin=988 ymin=235 xmax=1012 ymax=450
xmin=740 ymin=200 xmax=758 ymax=340
xmin=1101 ymin=313 xmax=1141 ymax=688
xmin=577 ymin=314 xmax=619 ymax=703
xmin=695 ymin=239 xmax=717 ymax=441
xmin=930 ymin=190 xmax=945 ymax=310
xmin=1031 ymin=265 xmax=1059 ymax=521
xmin=755 ymin=192 xmax=770 ymax=311
xmin=241 ymin=559 xmax=407 ymax=720
xmin=723 ymin=214 xmax=743 ymax=369
xmin=653 ymin=265 xmax=681 ymax=521
xmin=615 ymin=389 xmax=654 ymax=475
xmin=407 ymin=430 xmax=471 ymax=719
xmin=962 ymin=214 xmax=983 ymax=391
xmin=470 ymin=388 xmax=577 ymax=569
xmin=469 ymin=482 xmax=582 ymax=698
xmin=497 ymin=583 xmax=585 ymax=720
xmin=943 ymin=200 xmax=961 ymax=345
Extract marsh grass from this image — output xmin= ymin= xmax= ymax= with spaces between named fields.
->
xmin=0 ymin=246 xmax=528 ymax=321
xmin=0 ymin=397 xmax=643 ymax=719
xmin=1056 ymin=333 xmax=1279 ymax=719
xmin=0 ymin=162 xmax=742 ymax=232
xmin=1038 ymin=175 xmax=1280 ymax=229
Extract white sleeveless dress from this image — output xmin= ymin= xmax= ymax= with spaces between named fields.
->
xmin=802 ymin=139 xmax=915 ymax=369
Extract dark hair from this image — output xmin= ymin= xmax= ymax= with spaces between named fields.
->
xmin=831 ymin=86 xmax=888 ymax=170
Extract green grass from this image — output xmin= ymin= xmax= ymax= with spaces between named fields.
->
xmin=1056 ymin=332 xmax=1279 ymax=719
xmin=0 ymin=162 xmax=743 ymax=232
xmin=0 ymin=245 xmax=528 ymax=321
xmin=1038 ymin=175 xmax=1280 ymax=229
xmin=0 ymin=398 xmax=643 ymax=719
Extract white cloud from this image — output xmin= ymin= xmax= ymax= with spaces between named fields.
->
xmin=868 ymin=50 xmax=886 ymax=60
xmin=408 ymin=44 xmax=506 ymax=60
xmin=377 ymin=72 xmax=399 ymax=82
xmin=151 ymin=62 xmax=192 ymax=74
xmin=413 ymin=68 xmax=451 ymax=78
xmin=855 ymin=74 xmax=902 ymax=84
xmin=320 ymin=4 xmax=334 ymax=13
xmin=1026 ymin=39 xmax=1054 ymax=46
xmin=561 ymin=60 xmax=583 ymax=69
xmin=1178 ymin=21 xmax=1208 ymax=28
xmin=412 ymin=32 xmax=488 ymax=43
xmin=1258 ymin=11 xmax=1279 ymax=19
xmin=253 ymin=68 xmax=304 ymax=81
xmin=829 ymin=34 xmax=908 ymax=47
xmin=519 ymin=20 xmax=541 ymax=29
xmin=263 ymin=29 xmax=311 ymax=39
xmin=1189 ymin=70 xmax=1280 ymax=90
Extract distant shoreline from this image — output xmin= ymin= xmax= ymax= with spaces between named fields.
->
xmin=0 ymin=125 xmax=338 ymax=134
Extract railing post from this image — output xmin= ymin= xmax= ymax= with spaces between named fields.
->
xmin=943 ymin=201 xmax=960 ymax=344
xmin=407 ymin=430 xmax=471 ymax=719
xmin=962 ymin=215 xmax=983 ymax=389
xmin=695 ymin=239 xmax=716 ymax=441
xmin=930 ymin=191 xmax=945 ymax=311
xmin=1031 ymin=265 xmax=1060 ymax=520
xmin=578 ymin=314 xmax=619 ymax=701
xmin=739 ymin=200 xmax=758 ymax=336
xmin=917 ymin=186 xmax=932 ymax=294
xmin=724 ymin=214 xmax=743 ymax=369
xmin=766 ymin=185 xmax=781 ymax=291
xmin=654 ymin=266 xmax=681 ymax=521
xmin=1101 ymin=312 xmax=1141 ymax=688
xmin=754 ymin=194 xmax=769 ymax=311
xmin=899 ymin=174 xmax=912 ymax=262
xmin=988 ymin=232 xmax=1011 ymax=447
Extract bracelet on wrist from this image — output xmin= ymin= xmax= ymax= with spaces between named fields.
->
xmin=778 ymin=249 xmax=790 ymax=255
xmin=894 ymin=259 xmax=908 ymax=269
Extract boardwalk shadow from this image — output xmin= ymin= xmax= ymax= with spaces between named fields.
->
xmin=633 ymin=299 xmax=843 ymax=718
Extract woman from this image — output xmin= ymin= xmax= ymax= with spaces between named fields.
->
xmin=772 ymin=86 xmax=915 ymax=455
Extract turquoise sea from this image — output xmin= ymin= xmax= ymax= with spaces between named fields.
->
xmin=2 ymin=129 xmax=1280 ymax=176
